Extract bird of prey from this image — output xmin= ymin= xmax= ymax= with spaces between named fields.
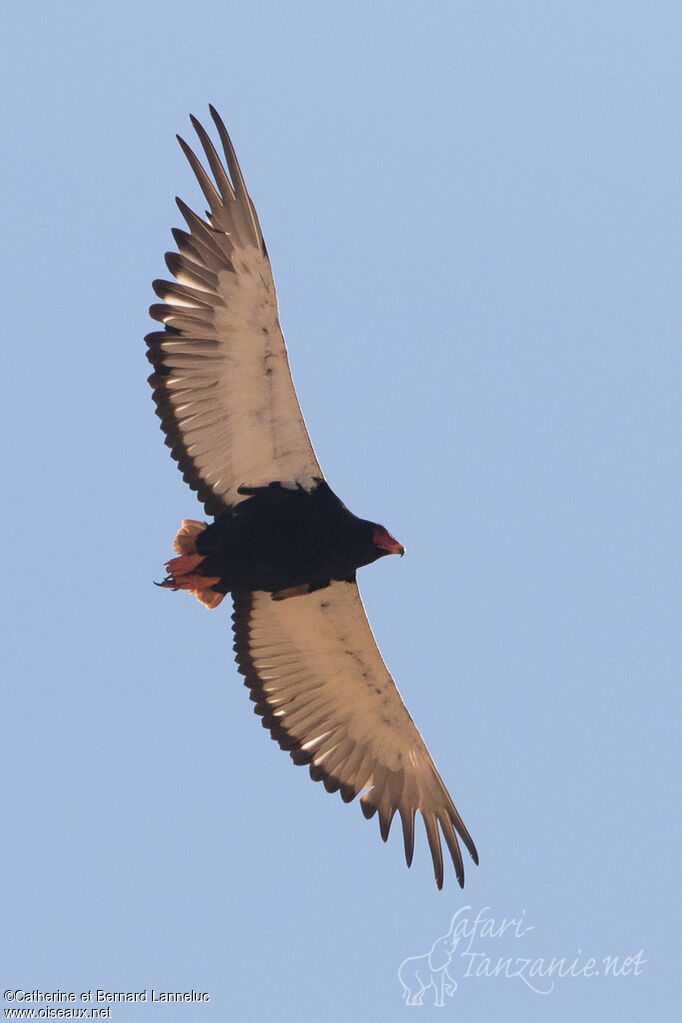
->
xmin=146 ymin=107 xmax=478 ymax=888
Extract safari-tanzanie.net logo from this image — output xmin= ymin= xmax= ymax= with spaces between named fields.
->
xmin=398 ymin=906 xmax=645 ymax=1006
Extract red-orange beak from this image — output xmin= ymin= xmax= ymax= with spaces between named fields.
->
xmin=372 ymin=526 xmax=405 ymax=557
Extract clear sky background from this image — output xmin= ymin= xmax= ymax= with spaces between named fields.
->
xmin=2 ymin=1 xmax=679 ymax=1020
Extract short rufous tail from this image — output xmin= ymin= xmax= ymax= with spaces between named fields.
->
xmin=157 ymin=519 xmax=225 ymax=609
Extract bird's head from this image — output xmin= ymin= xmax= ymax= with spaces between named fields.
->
xmin=372 ymin=524 xmax=405 ymax=558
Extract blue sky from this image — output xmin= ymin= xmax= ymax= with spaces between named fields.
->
xmin=2 ymin=1 xmax=679 ymax=1019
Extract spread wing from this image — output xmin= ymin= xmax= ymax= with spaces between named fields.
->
xmin=232 ymin=580 xmax=478 ymax=888
xmin=146 ymin=106 xmax=322 ymax=517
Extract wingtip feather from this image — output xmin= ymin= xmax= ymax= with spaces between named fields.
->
xmin=422 ymin=813 xmax=445 ymax=890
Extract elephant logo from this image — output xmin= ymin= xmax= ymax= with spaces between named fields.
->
xmin=398 ymin=916 xmax=460 ymax=1006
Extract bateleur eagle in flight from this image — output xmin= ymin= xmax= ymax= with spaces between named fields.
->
xmin=146 ymin=107 xmax=478 ymax=888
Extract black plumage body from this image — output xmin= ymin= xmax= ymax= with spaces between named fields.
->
xmin=195 ymin=481 xmax=390 ymax=594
